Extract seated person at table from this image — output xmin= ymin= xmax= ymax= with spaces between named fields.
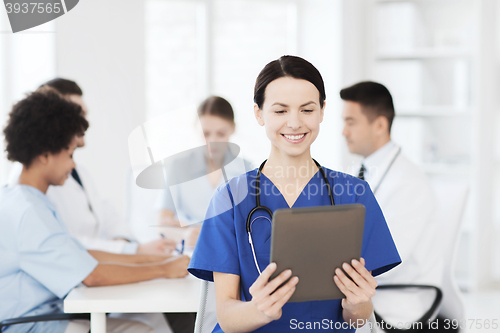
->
xmin=0 ymin=88 xmax=190 ymax=333
xmin=8 ymin=78 xmax=175 ymax=256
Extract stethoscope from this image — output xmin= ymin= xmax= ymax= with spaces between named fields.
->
xmin=371 ymin=147 xmax=402 ymax=194
xmin=246 ymin=159 xmax=335 ymax=274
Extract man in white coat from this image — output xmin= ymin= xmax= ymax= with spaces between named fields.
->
xmin=340 ymin=81 xmax=443 ymax=330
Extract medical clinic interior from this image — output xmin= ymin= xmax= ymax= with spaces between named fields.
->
xmin=1 ymin=0 xmax=500 ymax=333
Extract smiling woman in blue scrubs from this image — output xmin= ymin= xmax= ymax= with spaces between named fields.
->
xmin=188 ymin=56 xmax=402 ymax=332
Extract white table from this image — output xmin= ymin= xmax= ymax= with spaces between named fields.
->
xmin=64 ymin=275 xmax=202 ymax=333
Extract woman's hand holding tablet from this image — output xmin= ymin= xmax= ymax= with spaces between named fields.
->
xmin=248 ymin=263 xmax=299 ymax=322
xmin=334 ymin=258 xmax=377 ymax=324
xmin=213 ymin=263 xmax=299 ymax=332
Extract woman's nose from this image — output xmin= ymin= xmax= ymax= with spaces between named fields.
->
xmin=287 ymin=112 xmax=302 ymax=130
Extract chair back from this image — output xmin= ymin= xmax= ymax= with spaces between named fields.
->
xmin=430 ymin=177 xmax=469 ymax=321
xmin=194 ymin=280 xmax=218 ymax=333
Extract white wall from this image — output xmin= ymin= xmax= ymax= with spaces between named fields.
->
xmin=53 ymin=0 xmax=344 ymax=214
xmin=339 ymin=0 xmax=367 ymax=172
xmin=55 ymin=0 xmax=146 ymax=213
xmin=299 ymin=0 xmax=343 ymax=171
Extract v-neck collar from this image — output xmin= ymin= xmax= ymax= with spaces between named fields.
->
xmin=259 ymin=170 xmax=322 ymax=208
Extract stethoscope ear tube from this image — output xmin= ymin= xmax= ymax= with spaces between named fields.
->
xmin=246 ymin=159 xmax=272 ymax=233
xmin=312 ymin=158 xmax=335 ymax=206
xmin=248 ymin=231 xmax=263 ymax=275
xmin=372 ymin=147 xmax=402 ymax=195
xmin=246 ymin=205 xmax=273 ymax=233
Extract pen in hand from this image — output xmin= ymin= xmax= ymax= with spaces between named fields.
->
xmin=160 ymin=233 xmax=186 ymax=254
xmin=180 ymin=239 xmax=185 ymax=255
xmin=161 ymin=233 xmax=184 ymax=254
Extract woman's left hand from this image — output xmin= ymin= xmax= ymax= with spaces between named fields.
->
xmin=333 ymin=257 xmax=377 ymax=314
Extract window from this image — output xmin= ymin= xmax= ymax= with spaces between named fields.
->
xmin=145 ymin=0 xmax=341 ymax=170
xmin=0 ymin=14 xmax=56 ymax=184
xmin=146 ymin=0 xmax=201 ymax=119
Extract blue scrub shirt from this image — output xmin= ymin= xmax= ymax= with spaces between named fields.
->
xmin=189 ymin=168 xmax=401 ymax=332
xmin=0 ymin=185 xmax=98 ymax=333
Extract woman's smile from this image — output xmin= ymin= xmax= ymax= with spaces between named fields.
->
xmin=281 ymin=132 xmax=307 ymax=144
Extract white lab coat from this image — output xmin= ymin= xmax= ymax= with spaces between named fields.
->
xmin=358 ymin=141 xmax=443 ymax=325
xmin=8 ymin=163 xmax=138 ymax=254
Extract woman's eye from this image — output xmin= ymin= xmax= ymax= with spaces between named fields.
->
xmin=303 ymin=109 xmax=314 ymax=113
xmin=275 ymin=110 xmax=286 ymax=114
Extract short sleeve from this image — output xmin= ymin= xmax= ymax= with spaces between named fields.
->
xmin=355 ymin=182 xmax=401 ymax=277
xmin=188 ymin=185 xmax=240 ymax=281
xmin=18 ymin=206 xmax=98 ymax=298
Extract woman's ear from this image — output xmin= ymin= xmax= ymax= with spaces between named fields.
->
xmin=254 ymin=104 xmax=265 ymax=126
xmin=320 ymin=101 xmax=326 ymax=123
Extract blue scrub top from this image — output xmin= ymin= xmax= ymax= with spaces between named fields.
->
xmin=188 ymin=168 xmax=401 ymax=332
xmin=0 ymin=185 xmax=98 ymax=333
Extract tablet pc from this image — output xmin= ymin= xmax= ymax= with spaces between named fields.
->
xmin=269 ymin=204 xmax=365 ymax=302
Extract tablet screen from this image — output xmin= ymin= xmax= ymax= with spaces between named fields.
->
xmin=270 ymin=204 xmax=365 ymax=302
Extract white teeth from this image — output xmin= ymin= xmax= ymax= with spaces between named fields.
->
xmin=284 ymin=134 xmax=305 ymax=140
